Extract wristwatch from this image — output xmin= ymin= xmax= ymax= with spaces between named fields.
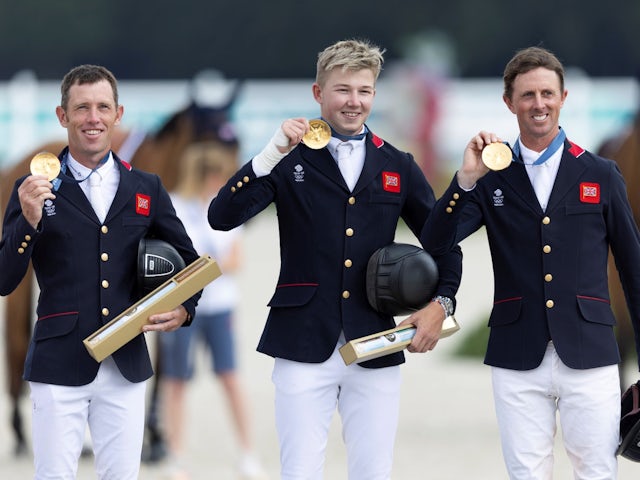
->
xmin=432 ymin=295 xmax=454 ymax=317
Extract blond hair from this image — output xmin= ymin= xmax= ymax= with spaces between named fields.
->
xmin=316 ymin=39 xmax=385 ymax=86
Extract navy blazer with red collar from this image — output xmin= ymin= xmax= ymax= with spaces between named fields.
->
xmin=0 ymin=150 xmax=200 ymax=386
xmin=209 ymin=130 xmax=462 ymax=368
xmin=422 ymin=138 xmax=640 ymax=371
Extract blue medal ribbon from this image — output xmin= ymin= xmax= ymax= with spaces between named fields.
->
xmin=51 ymin=151 xmax=111 ymax=192
xmin=325 ymin=118 xmax=368 ymax=142
xmin=511 ymin=128 xmax=566 ymax=165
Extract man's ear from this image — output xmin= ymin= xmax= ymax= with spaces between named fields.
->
xmin=503 ymin=94 xmax=515 ymax=114
xmin=55 ymin=106 xmax=68 ymax=127
xmin=312 ymin=83 xmax=322 ymax=104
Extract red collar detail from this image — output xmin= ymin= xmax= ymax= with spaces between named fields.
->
xmin=568 ymin=141 xmax=585 ymax=158
xmin=371 ymin=134 xmax=384 ymax=148
xmin=120 ymin=159 xmax=133 ymax=171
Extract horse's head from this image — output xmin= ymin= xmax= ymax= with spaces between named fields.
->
xmin=133 ymin=81 xmax=242 ymax=191
xmin=156 ymin=80 xmax=241 ymax=146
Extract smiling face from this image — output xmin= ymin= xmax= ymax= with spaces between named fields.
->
xmin=503 ymin=67 xmax=567 ymax=152
xmin=56 ymin=79 xmax=123 ymax=168
xmin=312 ymin=67 xmax=376 ymax=137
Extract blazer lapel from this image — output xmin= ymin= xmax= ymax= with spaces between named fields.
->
xmin=301 ymin=145 xmax=349 ymax=190
xmin=106 ymin=158 xmax=141 ymax=220
xmin=351 ymin=139 xmax=390 ymax=195
xmin=497 ymin=162 xmax=543 ymax=215
xmin=56 ymin=173 xmax=99 ymax=222
xmin=301 ymin=132 xmax=391 ymax=194
xmin=546 ymin=144 xmax=588 ymax=213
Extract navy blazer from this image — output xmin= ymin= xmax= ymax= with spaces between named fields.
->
xmin=422 ymin=139 xmax=640 ymax=371
xmin=209 ymin=130 xmax=462 ymax=368
xmin=0 ymin=151 xmax=200 ymax=386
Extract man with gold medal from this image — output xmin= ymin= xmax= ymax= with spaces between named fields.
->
xmin=209 ymin=39 xmax=462 ymax=478
xmin=422 ymin=46 xmax=640 ymax=479
xmin=0 ymin=64 xmax=200 ymax=479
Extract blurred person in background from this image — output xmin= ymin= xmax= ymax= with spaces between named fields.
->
xmin=160 ymin=141 xmax=268 ymax=480
xmin=209 ymin=38 xmax=462 ymax=479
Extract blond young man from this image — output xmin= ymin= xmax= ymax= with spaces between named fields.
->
xmin=209 ymin=39 xmax=462 ymax=479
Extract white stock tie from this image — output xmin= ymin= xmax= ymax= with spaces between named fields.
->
xmin=88 ymin=173 xmax=107 ymax=222
xmin=337 ymin=142 xmax=357 ymax=191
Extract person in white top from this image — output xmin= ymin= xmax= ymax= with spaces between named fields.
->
xmin=159 ymin=141 xmax=268 ymax=480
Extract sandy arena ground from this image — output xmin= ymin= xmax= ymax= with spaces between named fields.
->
xmin=0 ymin=212 xmax=637 ymax=479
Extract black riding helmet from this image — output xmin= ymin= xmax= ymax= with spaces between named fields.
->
xmin=618 ymin=380 xmax=640 ymax=462
xmin=137 ymin=238 xmax=186 ymax=294
xmin=366 ymin=243 xmax=439 ymax=316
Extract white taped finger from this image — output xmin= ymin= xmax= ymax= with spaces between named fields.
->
xmin=252 ymin=127 xmax=290 ymax=176
xmin=272 ymin=126 xmax=290 ymax=148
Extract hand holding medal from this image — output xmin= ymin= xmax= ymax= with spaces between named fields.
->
xmin=19 ymin=152 xmax=59 ymax=229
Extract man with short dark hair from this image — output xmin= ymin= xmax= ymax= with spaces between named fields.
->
xmin=423 ymin=46 xmax=640 ymax=478
xmin=0 ymin=64 xmax=200 ymax=479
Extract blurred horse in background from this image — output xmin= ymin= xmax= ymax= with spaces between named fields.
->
xmin=0 ymin=85 xmax=241 ymax=458
xmin=597 ymin=111 xmax=640 ymax=390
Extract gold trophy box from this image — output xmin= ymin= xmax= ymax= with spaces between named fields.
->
xmin=84 ymin=255 xmax=221 ymax=362
xmin=339 ymin=316 xmax=460 ymax=365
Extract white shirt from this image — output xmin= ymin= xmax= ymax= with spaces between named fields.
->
xmin=520 ymin=140 xmax=563 ymax=211
xmin=170 ymin=194 xmax=241 ymax=313
xmin=328 ymin=136 xmax=366 ymax=192
xmin=66 ymin=152 xmax=119 ymax=218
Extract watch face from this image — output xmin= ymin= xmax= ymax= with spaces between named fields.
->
xmin=436 ymin=296 xmax=453 ymax=316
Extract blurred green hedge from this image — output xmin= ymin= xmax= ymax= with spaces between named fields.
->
xmin=451 ymin=318 xmax=489 ymax=358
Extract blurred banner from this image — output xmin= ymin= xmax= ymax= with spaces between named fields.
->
xmin=1 ymin=70 xmax=638 ymax=178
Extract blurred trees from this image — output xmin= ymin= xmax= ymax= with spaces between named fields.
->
xmin=0 ymin=0 xmax=638 ymax=80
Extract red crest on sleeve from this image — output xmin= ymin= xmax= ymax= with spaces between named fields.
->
xmin=136 ymin=193 xmax=151 ymax=216
xmin=580 ymin=182 xmax=600 ymax=203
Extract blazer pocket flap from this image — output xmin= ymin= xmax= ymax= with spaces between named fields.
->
xmin=33 ymin=312 xmax=79 ymax=341
xmin=577 ymin=296 xmax=615 ymax=326
xmin=268 ymin=284 xmax=318 ymax=307
xmin=122 ymin=215 xmax=151 ymax=227
xmin=566 ymin=204 xmax=603 ymax=215
xmin=369 ymin=193 xmax=401 ymax=204
xmin=488 ymin=297 xmax=522 ymax=327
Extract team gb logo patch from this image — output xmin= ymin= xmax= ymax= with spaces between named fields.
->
xmin=580 ymin=182 xmax=600 ymax=204
xmin=382 ymin=172 xmax=400 ymax=193
xmin=136 ymin=193 xmax=151 ymax=216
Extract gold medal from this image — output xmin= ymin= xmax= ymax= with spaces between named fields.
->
xmin=30 ymin=152 xmax=61 ymax=181
xmin=481 ymin=142 xmax=513 ymax=171
xmin=303 ymin=119 xmax=331 ymax=149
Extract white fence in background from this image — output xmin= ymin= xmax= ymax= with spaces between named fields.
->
xmin=1 ymin=69 xmax=638 ymax=175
